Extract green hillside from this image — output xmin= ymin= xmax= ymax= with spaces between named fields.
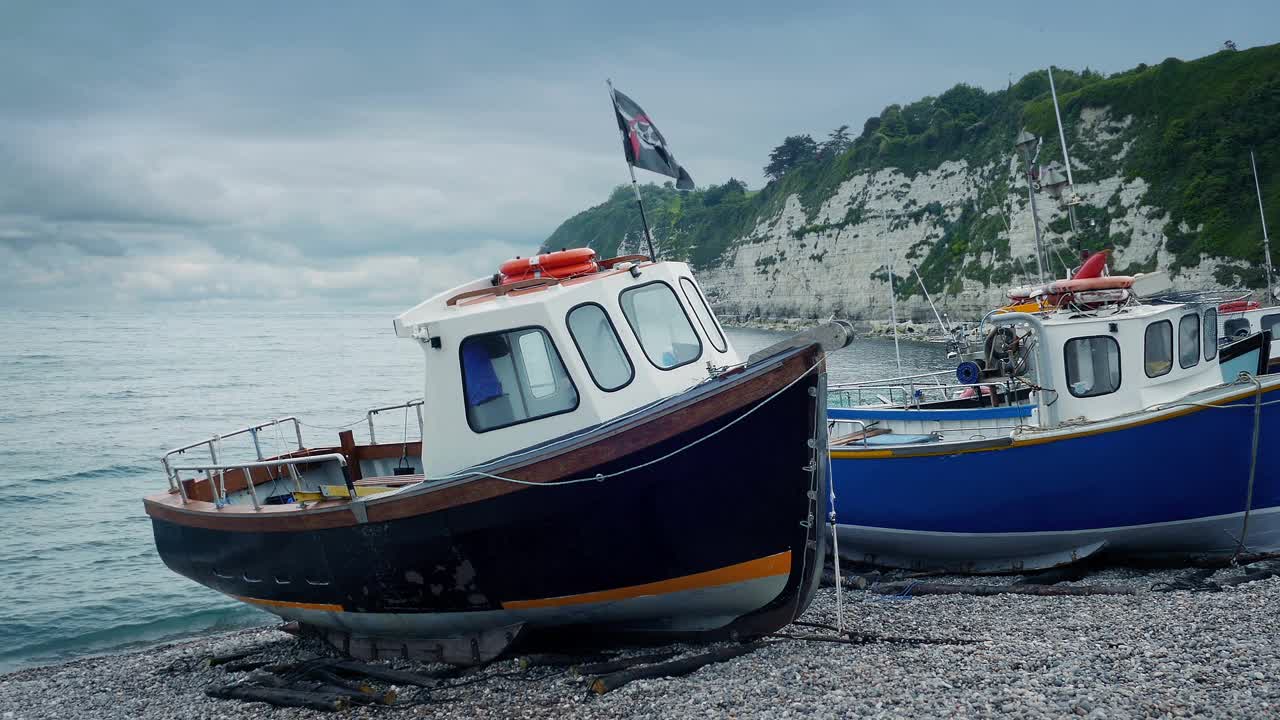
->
xmin=542 ymin=43 xmax=1280 ymax=297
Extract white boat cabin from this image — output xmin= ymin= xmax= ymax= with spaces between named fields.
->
xmin=1013 ymin=302 xmax=1237 ymax=427
xmin=393 ymin=255 xmax=741 ymax=475
xmin=831 ymin=301 xmax=1262 ymax=446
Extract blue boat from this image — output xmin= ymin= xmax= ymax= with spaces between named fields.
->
xmin=829 ymin=302 xmax=1279 ymax=573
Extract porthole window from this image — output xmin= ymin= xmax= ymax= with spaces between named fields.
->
xmin=1064 ymin=336 xmax=1121 ymax=398
xmin=460 ymin=327 xmax=579 ymax=432
xmin=1145 ymin=320 xmax=1173 ymax=378
xmin=567 ymin=303 xmax=634 ymax=391
xmin=619 ymin=281 xmax=703 ymax=370
xmin=1178 ymin=314 xmax=1200 ymax=369
xmin=1204 ymin=308 xmax=1218 ymax=360
xmin=679 ymin=277 xmax=728 ymax=353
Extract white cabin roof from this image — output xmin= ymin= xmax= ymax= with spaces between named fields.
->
xmin=394 ymin=259 xmax=743 ymax=475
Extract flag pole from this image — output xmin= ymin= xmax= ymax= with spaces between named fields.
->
xmin=608 ymin=79 xmax=658 ymax=261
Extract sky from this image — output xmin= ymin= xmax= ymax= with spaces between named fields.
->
xmin=2 ymin=1 xmax=1277 ymax=309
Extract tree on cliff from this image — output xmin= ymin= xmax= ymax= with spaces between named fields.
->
xmin=820 ymin=125 xmax=853 ymax=158
xmin=764 ymin=134 xmax=819 ymax=181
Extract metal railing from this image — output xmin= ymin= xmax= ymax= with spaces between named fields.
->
xmin=830 ymin=368 xmax=1032 ymax=410
xmin=830 ymin=369 xmax=955 ymax=407
xmin=828 ymin=419 xmax=871 ymax=447
xmin=159 ymin=399 xmax=427 ymax=507
xmin=170 ymin=453 xmax=351 ymax=509
xmin=365 ymin=399 xmax=424 ymax=444
xmin=161 ymin=417 xmax=304 ymax=493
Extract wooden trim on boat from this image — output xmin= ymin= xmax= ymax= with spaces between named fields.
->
xmin=144 ymin=347 xmax=821 ymax=532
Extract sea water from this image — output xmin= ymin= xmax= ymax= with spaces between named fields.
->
xmin=0 ymin=310 xmax=945 ymax=673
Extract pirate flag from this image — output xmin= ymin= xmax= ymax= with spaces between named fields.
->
xmin=611 ymin=88 xmax=694 ymax=190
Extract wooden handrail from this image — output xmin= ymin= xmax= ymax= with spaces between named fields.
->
xmin=598 ymin=254 xmax=650 ymax=268
xmin=446 ymin=277 xmax=561 ymax=307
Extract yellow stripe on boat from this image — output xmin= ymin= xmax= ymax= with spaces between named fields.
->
xmin=501 ymin=551 xmax=792 ymax=610
xmin=234 ymin=596 xmax=343 ymax=612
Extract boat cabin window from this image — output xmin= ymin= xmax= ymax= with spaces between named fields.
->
xmin=679 ymin=277 xmax=728 ymax=353
xmin=1178 ymin=314 xmax=1200 ymax=369
xmin=619 ymin=281 xmax=703 ymax=370
xmin=1204 ymin=308 xmax=1218 ymax=360
xmin=1263 ymin=314 xmax=1280 ymax=337
xmin=460 ymin=327 xmax=579 ymax=433
xmin=1224 ymin=317 xmax=1251 ymax=340
xmin=566 ymin=303 xmax=634 ymax=391
xmin=1064 ymin=336 xmax=1121 ymax=398
xmin=1145 ymin=320 xmax=1173 ymax=378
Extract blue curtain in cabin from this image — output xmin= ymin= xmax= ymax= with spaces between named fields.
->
xmin=462 ymin=341 xmax=503 ymax=405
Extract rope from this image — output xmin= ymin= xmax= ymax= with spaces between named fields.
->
xmin=418 ymin=354 xmax=826 ymax=488
xmin=1234 ymin=372 xmax=1264 ymax=564
xmin=398 ymin=404 xmax=412 ymax=470
xmin=826 ymin=447 xmax=845 ymax=633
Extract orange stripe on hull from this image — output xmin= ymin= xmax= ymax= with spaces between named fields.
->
xmin=501 ymin=551 xmax=793 ymax=610
xmin=234 ymin=595 xmax=343 ymax=612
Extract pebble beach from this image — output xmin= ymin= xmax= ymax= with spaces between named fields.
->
xmin=3 ymin=565 xmax=1278 ymax=719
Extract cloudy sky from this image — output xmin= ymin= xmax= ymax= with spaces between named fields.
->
xmin=3 ymin=1 xmax=1276 ymax=308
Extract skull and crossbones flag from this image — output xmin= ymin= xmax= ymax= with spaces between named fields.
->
xmin=611 ymin=88 xmax=694 ymax=190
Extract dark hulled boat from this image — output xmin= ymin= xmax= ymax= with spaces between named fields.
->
xmin=144 ymin=251 xmax=850 ymax=663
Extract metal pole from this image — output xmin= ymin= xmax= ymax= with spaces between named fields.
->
xmin=415 ymin=403 xmax=424 ymax=439
xmin=249 ymin=427 xmax=264 ymax=461
xmin=912 ymin=264 xmax=949 ymax=334
xmin=292 ymin=419 xmax=304 ymax=451
xmin=1048 ymin=67 xmax=1082 ymax=254
xmin=1047 ymin=67 xmax=1075 ymax=188
xmin=1020 ymin=149 xmax=1047 ymax=282
xmin=367 ymin=412 xmax=378 ymax=445
xmin=286 ymin=463 xmax=303 ymax=493
xmin=1251 ymin=150 xmax=1274 ymax=302
xmin=608 ymin=79 xmax=658 ymax=261
xmin=242 ymin=467 xmax=261 ymax=511
xmin=888 ymin=256 xmax=902 ymax=375
xmin=628 ymin=165 xmax=658 ymax=261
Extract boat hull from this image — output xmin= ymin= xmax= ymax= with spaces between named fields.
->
xmin=832 ymin=381 xmax=1280 ymax=572
xmin=147 ymin=346 xmax=829 ymax=656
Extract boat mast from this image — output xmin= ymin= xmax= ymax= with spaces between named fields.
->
xmin=1047 ymin=67 xmax=1082 ymax=251
xmin=1015 ymin=130 xmax=1047 ymax=283
xmin=1251 ymin=149 xmax=1274 ymax=302
xmin=912 ymin=264 xmax=949 ymax=334
xmin=888 ymin=255 xmax=902 ymax=374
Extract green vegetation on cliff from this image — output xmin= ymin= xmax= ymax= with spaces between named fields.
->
xmin=543 ymin=44 xmax=1280 ymax=295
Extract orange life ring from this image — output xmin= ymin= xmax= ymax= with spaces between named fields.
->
xmin=499 ymin=248 xmax=598 ymax=284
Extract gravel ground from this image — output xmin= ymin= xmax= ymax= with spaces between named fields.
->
xmin=3 ymin=565 xmax=1279 ymax=719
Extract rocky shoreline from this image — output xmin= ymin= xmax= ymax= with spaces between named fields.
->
xmin=4 ymin=564 xmax=1279 ymax=719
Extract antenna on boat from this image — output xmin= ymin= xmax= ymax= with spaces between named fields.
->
xmin=1015 ymin=129 xmax=1047 ymax=283
xmin=888 ymin=254 xmax=903 ymax=374
xmin=1250 ymin=149 xmax=1275 ymax=302
xmin=1046 ymin=66 xmax=1083 ymax=254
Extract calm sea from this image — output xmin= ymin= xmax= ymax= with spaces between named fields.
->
xmin=0 ymin=310 xmax=947 ymax=673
